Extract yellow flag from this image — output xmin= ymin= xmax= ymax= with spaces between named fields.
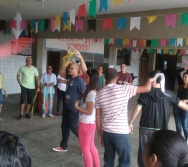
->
xmin=186 ymin=38 xmax=188 ymax=46
xmin=113 ymin=0 xmax=124 ymax=9
xmin=164 ymin=48 xmax=168 ymax=54
xmin=173 ymin=49 xmax=178 ymax=55
xmin=123 ymin=39 xmax=129 ymax=46
xmin=147 ymin=16 xmax=157 ymax=24
xmin=62 ymin=51 xmax=76 ymax=67
xmin=55 ymin=14 xmax=61 ymax=28
xmin=63 ymin=20 xmax=71 ymax=31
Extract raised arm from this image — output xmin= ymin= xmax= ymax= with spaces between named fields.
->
xmin=75 ymin=51 xmax=87 ymax=76
xmin=136 ymin=78 xmax=154 ymax=94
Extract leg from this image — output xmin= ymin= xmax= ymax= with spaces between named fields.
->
xmin=42 ymin=92 xmax=47 ymax=115
xmin=180 ymin=109 xmax=188 ymax=141
xmin=138 ymin=128 xmax=155 ymax=167
xmin=0 ymin=89 xmax=3 ymax=113
xmin=89 ymin=124 xmax=100 ymax=167
xmin=26 ymin=88 xmax=35 ymax=114
xmin=48 ymin=93 xmax=54 ymax=115
xmin=60 ymin=108 xmax=70 ymax=149
xmin=69 ymin=110 xmax=79 ymax=137
xmin=114 ymin=134 xmax=131 ymax=167
xmin=56 ymin=88 xmax=63 ymax=114
xmin=78 ymin=122 xmax=93 ymax=167
xmin=173 ymin=104 xmax=182 ymax=134
xmin=20 ymin=86 xmax=27 ymax=114
xmin=103 ymin=131 xmax=116 ymax=167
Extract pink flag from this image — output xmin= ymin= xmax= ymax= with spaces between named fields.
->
xmin=50 ymin=17 xmax=55 ymax=31
xmin=20 ymin=20 xmax=27 ymax=30
xmin=166 ymin=14 xmax=176 ymax=28
xmin=76 ymin=20 xmax=84 ymax=32
xmin=160 ymin=39 xmax=167 ymax=47
xmin=180 ymin=49 xmax=186 ymax=56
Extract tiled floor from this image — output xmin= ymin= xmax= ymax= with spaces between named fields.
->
xmin=0 ymin=93 xmax=176 ymax=167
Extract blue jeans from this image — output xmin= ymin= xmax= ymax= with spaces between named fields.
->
xmin=173 ymin=105 xmax=188 ymax=141
xmin=42 ymin=93 xmax=54 ymax=115
xmin=103 ymin=131 xmax=131 ymax=167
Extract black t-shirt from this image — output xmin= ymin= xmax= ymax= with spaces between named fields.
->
xmin=138 ymin=88 xmax=179 ymax=129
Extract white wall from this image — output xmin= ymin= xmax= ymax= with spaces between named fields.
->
xmin=0 ymin=34 xmax=26 ymax=94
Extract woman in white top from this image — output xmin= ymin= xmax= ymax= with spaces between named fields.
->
xmin=75 ymin=51 xmax=100 ymax=167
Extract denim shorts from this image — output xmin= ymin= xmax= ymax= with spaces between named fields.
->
xmin=0 ymin=89 xmax=3 ymax=105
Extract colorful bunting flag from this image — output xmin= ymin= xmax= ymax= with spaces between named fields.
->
xmin=177 ymin=38 xmax=183 ymax=47
xmin=147 ymin=16 xmax=157 ymax=24
xmin=181 ymin=13 xmax=188 ymax=25
xmin=132 ymin=40 xmax=137 ymax=47
xmin=50 ymin=17 xmax=55 ymax=31
xmin=78 ymin=4 xmax=87 ymax=19
xmin=157 ymin=49 xmax=161 ymax=54
xmin=109 ymin=38 xmax=114 ymax=44
xmin=150 ymin=39 xmax=158 ymax=48
xmin=160 ymin=39 xmax=167 ymax=47
xmin=164 ymin=48 xmax=168 ymax=54
xmin=31 ymin=20 xmax=37 ymax=30
xmin=99 ymin=0 xmax=108 ymax=12
xmin=76 ymin=20 xmax=84 ymax=32
xmin=180 ymin=49 xmax=186 ymax=56
xmin=116 ymin=39 xmax=122 ymax=46
xmin=20 ymin=20 xmax=27 ymax=30
xmin=186 ymin=38 xmax=188 ymax=46
xmin=88 ymin=0 xmax=96 ymax=18
xmin=168 ymin=49 xmax=174 ymax=55
xmin=149 ymin=49 xmax=155 ymax=54
xmin=70 ymin=9 xmax=75 ymax=25
xmin=130 ymin=17 xmax=141 ymax=30
xmin=113 ymin=0 xmax=124 ymax=9
xmin=103 ymin=18 xmax=112 ymax=30
xmin=140 ymin=40 xmax=146 ymax=47
xmin=117 ymin=18 xmax=126 ymax=30
xmin=87 ymin=20 xmax=96 ymax=31
xmin=104 ymin=38 xmax=110 ymax=44
xmin=173 ymin=49 xmax=178 ymax=55
xmin=39 ymin=20 xmax=45 ymax=31
xmin=170 ymin=38 xmax=176 ymax=46
xmin=123 ymin=39 xmax=129 ymax=46
xmin=166 ymin=14 xmax=176 ymax=28
xmin=63 ymin=12 xmax=68 ymax=25
xmin=55 ymin=14 xmax=61 ymax=32
xmin=10 ymin=20 xmax=16 ymax=29
xmin=63 ymin=20 xmax=71 ymax=31
xmin=35 ymin=22 xmax=38 ymax=34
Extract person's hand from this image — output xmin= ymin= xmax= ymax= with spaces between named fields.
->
xmin=118 ymin=80 xmax=122 ymax=84
xmin=4 ymin=92 xmax=7 ymax=98
xmin=75 ymin=51 xmax=82 ymax=59
xmin=98 ymin=135 xmax=104 ymax=147
xmin=44 ymin=83 xmax=50 ymax=86
xmin=129 ymin=123 xmax=133 ymax=133
xmin=50 ymin=82 xmax=55 ymax=86
xmin=74 ymin=100 xmax=80 ymax=108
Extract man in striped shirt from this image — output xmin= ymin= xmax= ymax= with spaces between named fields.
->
xmin=96 ymin=68 xmax=153 ymax=167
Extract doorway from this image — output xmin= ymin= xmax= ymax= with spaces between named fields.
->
xmin=155 ymin=54 xmax=177 ymax=91
xmin=47 ymin=51 xmax=61 ymax=76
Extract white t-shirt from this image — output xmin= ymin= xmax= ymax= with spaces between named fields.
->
xmin=79 ymin=90 xmax=96 ymax=124
xmin=57 ymin=75 xmax=66 ymax=91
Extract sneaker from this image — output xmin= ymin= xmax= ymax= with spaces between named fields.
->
xmin=42 ymin=114 xmax=45 ymax=118
xmin=25 ymin=113 xmax=31 ymax=119
xmin=48 ymin=114 xmax=54 ymax=118
xmin=17 ymin=114 xmax=24 ymax=120
xmin=52 ymin=147 xmax=67 ymax=152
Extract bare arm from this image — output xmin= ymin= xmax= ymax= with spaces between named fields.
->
xmin=129 ymin=105 xmax=142 ymax=133
xmin=1 ymin=76 xmax=7 ymax=97
xmin=75 ymin=51 xmax=87 ymax=76
xmin=74 ymin=101 xmax=94 ymax=115
xmin=178 ymin=100 xmax=188 ymax=111
xmin=35 ymin=76 xmax=40 ymax=92
xmin=136 ymin=78 xmax=153 ymax=94
xmin=96 ymin=108 xmax=104 ymax=146
xmin=57 ymin=78 xmax=67 ymax=84
xmin=17 ymin=74 xmax=21 ymax=85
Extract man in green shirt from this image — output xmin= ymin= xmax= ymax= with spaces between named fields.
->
xmin=17 ymin=57 xmax=40 ymax=120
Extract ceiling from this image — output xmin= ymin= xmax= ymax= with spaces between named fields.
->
xmin=1 ymin=0 xmax=188 ymax=21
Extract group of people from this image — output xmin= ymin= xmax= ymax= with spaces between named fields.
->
xmin=1 ymin=52 xmax=188 ymax=167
